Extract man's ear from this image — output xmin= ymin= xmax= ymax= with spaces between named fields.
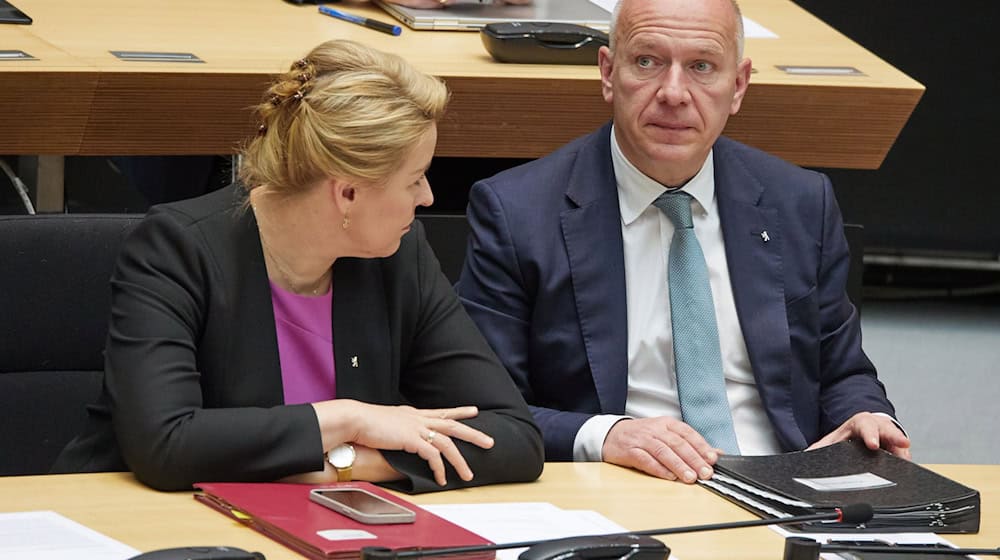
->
xmin=598 ymin=46 xmax=615 ymax=105
xmin=730 ymin=57 xmax=753 ymax=115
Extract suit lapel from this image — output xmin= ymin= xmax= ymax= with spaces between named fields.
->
xmin=561 ymin=125 xmax=629 ymax=414
xmin=232 ymin=201 xmax=285 ymax=407
xmin=331 ymin=259 xmax=393 ymax=404
xmin=714 ymin=143 xmax=802 ymax=447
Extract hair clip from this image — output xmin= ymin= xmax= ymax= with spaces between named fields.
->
xmin=294 ymin=58 xmax=309 ymax=69
xmin=257 ymin=124 xmax=268 ymax=136
xmin=268 ymin=94 xmax=282 ymax=106
xmin=292 ymin=90 xmax=304 ymax=102
xmin=296 ymin=72 xmax=311 ymax=83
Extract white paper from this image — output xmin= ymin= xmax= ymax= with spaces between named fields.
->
xmin=706 ymin=473 xmax=815 ymax=508
xmin=0 ymin=511 xmax=139 ymax=560
xmin=586 ymin=0 xmax=616 ymax=12
xmin=585 ymin=2 xmax=778 ymax=39
xmin=317 ymin=528 xmax=378 ymax=541
xmin=422 ymin=502 xmax=634 ymax=560
xmin=698 ymin=478 xmax=795 ymax=520
xmin=741 ymin=17 xmax=778 ymax=39
xmin=794 ymin=472 xmax=896 ymax=492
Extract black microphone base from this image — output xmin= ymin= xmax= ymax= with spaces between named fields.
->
xmin=518 ymin=535 xmax=669 ymax=560
xmin=784 ymin=537 xmax=822 ymax=560
xmin=362 ymin=547 xmax=400 ymax=560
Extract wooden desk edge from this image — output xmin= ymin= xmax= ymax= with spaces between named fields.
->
xmin=0 ymin=72 xmax=922 ymax=169
xmin=0 ymin=463 xmax=994 ymax=560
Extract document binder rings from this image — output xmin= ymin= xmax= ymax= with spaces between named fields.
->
xmin=195 ymin=482 xmax=494 ymax=560
xmin=700 ymin=440 xmax=980 ymax=533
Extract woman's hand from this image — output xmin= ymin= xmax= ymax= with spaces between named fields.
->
xmin=312 ymin=400 xmax=495 ymax=486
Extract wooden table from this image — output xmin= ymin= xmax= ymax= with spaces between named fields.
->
xmin=0 ymin=463 xmax=994 ymax=560
xmin=1 ymin=0 xmax=922 ymax=169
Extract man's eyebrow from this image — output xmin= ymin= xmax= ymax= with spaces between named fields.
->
xmin=691 ymin=40 xmax=726 ymax=56
xmin=628 ymin=39 xmax=659 ymax=52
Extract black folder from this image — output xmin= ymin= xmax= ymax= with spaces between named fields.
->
xmin=701 ymin=440 xmax=980 ymax=533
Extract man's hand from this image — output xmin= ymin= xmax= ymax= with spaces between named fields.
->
xmin=807 ymin=412 xmax=911 ymax=459
xmin=602 ymin=417 xmax=722 ymax=483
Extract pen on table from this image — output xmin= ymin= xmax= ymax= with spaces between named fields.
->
xmin=318 ymin=6 xmax=402 ymax=37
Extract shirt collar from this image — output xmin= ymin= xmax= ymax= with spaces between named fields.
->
xmin=611 ymin=125 xmax=716 ymax=225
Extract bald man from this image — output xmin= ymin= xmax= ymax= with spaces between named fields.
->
xmin=456 ymin=0 xmax=909 ymax=482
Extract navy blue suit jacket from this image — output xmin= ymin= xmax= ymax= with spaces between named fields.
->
xmin=456 ymin=123 xmax=896 ymax=461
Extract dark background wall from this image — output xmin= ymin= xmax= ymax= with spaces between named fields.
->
xmin=792 ymin=0 xmax=1000 ymax=258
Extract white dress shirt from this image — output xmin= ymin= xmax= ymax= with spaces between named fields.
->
xmin=572 ymin=127 xmax=784 ymax=461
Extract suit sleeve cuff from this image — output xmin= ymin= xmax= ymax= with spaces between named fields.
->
xmin=573 ymin=415 xmax=631 ymax=462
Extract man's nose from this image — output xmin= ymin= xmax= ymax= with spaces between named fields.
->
xmin=656 ymin=65 xmax=692 ymax=105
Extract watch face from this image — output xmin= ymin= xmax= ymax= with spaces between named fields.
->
xmin=328 ymin=444 xmax=355 ymax=469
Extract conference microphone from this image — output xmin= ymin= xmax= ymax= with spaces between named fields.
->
xmin=783 ymin=536 xmax=1000 ymax=560
xmin=360 ymin=504 xmax=874 ymax=560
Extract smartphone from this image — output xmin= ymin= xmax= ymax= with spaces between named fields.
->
xmin=309 ymin=488 xmax=416 ymax=525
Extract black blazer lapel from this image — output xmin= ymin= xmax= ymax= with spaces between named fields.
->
xmin=560 ymin=125 xmax=629 ymax=414
xmin=227 ymin=202 xmax=284 ymax=407
xmin=331 ymin=259 xmax=394 ymax=404
xmin=714 ymin=144 xmax=802 ymax=447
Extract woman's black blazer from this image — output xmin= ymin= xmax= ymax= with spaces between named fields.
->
xmin=53 ymin=186 xmax=543 ymax=492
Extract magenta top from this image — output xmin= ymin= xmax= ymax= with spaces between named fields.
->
xmin=268 ymin=280 xmax=336 ymax=405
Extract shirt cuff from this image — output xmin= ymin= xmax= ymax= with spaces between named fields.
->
xmin=872 ymin=412 xmax=907 ymax=437
xmin=573 ymin=414 xmax=632 ymax=462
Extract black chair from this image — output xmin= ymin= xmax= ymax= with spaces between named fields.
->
xmin=843 ymin=223 xmax=864 ymax=315
xmin=0 ymin=214 xmax=142 ymax=475
xmin=417 ymin=213 xmax=471 ymax=285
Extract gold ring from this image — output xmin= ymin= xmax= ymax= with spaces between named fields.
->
xmin=424 ymin=430 xmax=437 ymax=443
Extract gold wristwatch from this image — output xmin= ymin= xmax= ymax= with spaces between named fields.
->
xmin=327 ymin=444 xmax=356 ymax=482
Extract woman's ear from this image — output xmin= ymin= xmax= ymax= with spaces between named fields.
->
xmin=329 ymin=178 xmax=357 ymax=215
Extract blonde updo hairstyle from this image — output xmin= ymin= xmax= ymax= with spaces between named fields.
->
xmin=239 ymin=40 xmax=449 ymax=195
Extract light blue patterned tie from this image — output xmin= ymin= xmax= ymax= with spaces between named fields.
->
xmin=652 ymin=191 xmax=740 ymax=454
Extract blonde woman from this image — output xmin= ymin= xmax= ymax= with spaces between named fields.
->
xmin=53 ymin=40 xmax=543 ymax=493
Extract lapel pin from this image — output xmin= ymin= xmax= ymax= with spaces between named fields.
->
xmin=760 ymin=231 xmax=770 ymax=243
xmin=351 ymin=356 xmax=359 ymax=368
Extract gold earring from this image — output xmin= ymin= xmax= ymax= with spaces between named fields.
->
xmin=342 ymin=213 xmax=351 ymax=230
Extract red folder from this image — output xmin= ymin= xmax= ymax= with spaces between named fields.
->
xmin=195 ymin=482 xmax=495 ymax=560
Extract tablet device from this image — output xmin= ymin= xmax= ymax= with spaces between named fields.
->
xmin=374 ymin=0 xmax=609 ymax=32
